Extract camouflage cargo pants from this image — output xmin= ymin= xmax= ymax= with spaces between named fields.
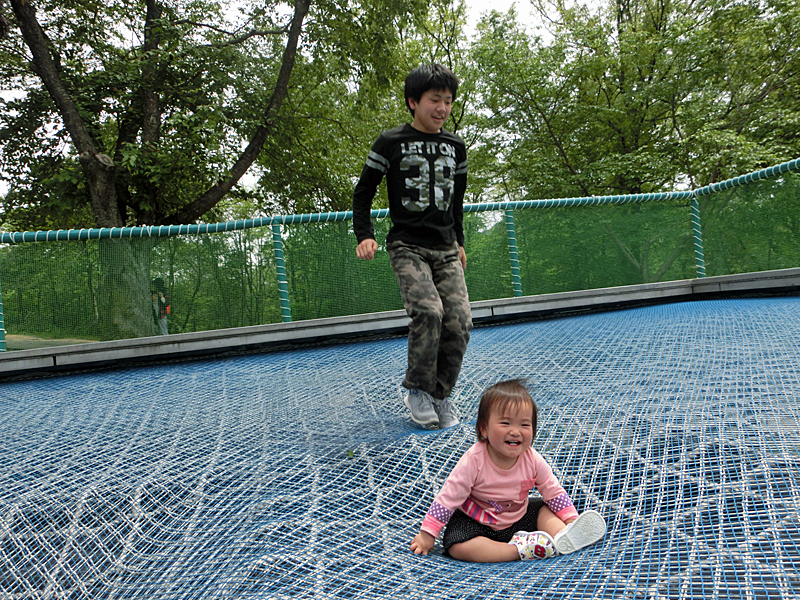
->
xmin=388 ymin=241 xmax=472 ymax=400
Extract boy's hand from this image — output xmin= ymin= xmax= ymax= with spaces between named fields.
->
xmin=458 ymin=246 xmax=466 ymax=270
xmin=356 ymin=239 xmax=378 ymax=260
xmin=410 ymin=531 xmax=435 ymax=555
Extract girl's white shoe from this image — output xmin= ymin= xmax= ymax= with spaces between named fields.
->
xmin=508 ymin=530 xmax=557 ymax=560
xmin=553 ymin=510 xmax=607 ymax=554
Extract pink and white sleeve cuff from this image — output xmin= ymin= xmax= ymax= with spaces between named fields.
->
xmin=421 ymin=515 xmax=446 ymax=538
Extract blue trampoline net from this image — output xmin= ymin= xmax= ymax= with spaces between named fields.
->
xmin=2 ymin=298 xmax=800 ymax=599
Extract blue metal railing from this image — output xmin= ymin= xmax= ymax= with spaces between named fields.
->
xmin=504 ymin=210 xmax=523 ymax=297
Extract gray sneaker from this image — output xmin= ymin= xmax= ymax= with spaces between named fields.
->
xmin=403 ymin=389 xmax=438 ymax=426
xmin=433 ymin=397 xmax=459 ymax=428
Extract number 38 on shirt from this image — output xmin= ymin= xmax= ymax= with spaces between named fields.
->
xmin=400 ymin=154 xmax=457 ymax=212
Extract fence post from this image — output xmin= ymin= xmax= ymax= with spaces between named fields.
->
xmin=690 ymin=196 xmax=707 ymax=278
xmin=271 ymin=224 xmax=292 ymax=322
xmin=504 ymin=209 xmax=523 ymax=297
xmin=0 ymin=251 xmax=5 ymax=351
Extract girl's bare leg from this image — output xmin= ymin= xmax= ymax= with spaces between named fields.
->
xmin=447 ymin=536 xmax=520 ymax=563
xmin=537 ymin=506 xmax=568 ymax=538
xmin=449 ymin=507 xmax=569 ymax=562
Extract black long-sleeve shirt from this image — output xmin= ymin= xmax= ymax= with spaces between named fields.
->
xmin=352 ymin=124 xmax=468 ymax=249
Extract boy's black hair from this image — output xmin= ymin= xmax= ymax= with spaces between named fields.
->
xmin=404 ymin=63 xmax=459 ymax=116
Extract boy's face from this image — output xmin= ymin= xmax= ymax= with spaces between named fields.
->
xmin=409 ymin=88 xmax=453 ymax=133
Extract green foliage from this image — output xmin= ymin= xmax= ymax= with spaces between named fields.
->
xmin=467 ymin=0 xmax=800 ymax=198
xmin=284 ymin=219 xmax=402 ymax=320
xmin=0 ymin=0 xmax=443 ymax=227
xmin=3 ymin=171 xmax=799 ymax=342
xmin=462 ymin=212 xmax=514 ymax=300
xmin=463 ymin=0 xmax=800 ymax=285
xmin=0 ymin=231 xmax=284 ymax=340
xmin=1 ymin=240 xmax=102 ymax=339
xmin=1 ymin=0 xmax=246 ymax=227
xmin=252 ymin=0 xmax=470 ymax=213
xmin=164 ymin=233 xmax=282 ymax=332
xmin=2 ymin=0 xmax=798 ymax=226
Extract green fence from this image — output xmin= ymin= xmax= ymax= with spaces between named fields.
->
xmin=1 ymin=158 xmax=798 ymax=351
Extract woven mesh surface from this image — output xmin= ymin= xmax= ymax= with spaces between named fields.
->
xmin=2 ymin=298 xmax=800 ymax=599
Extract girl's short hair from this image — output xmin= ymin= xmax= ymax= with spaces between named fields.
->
xmin=404 ymin=63 xmax=459 ymax=116
xmin=475 ymin=379 xmax=538 ymax=443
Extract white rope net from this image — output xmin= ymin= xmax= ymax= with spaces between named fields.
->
xmin=2 ymin=298 xmax=799 ymax=599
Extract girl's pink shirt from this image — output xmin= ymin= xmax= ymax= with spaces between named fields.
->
xmin=421 ymin=441 xmax=578 ymax=538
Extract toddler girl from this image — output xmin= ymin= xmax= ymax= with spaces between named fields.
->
xmin=410 ymin=379 xmax=606 ymax=561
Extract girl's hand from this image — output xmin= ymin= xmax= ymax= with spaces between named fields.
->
xmin=410 ymin=531 xmax=435 ymax=555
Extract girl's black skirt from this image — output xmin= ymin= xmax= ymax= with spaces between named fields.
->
xmin=442 ymin=498 xmax=545 ymax=553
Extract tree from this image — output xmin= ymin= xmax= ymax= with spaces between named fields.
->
xmin=3 ymin=0 xmax=310 ymax=229
xmin=1 ymin=0 xmax=311 ymax=338
xmin=0 ymin=0 xmax=431 ymax=338
xmin=467 ymin=0 xmax=800 ymax=285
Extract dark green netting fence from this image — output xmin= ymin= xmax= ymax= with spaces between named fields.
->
xmin=0 ymin=159 xmax=798 ymax=350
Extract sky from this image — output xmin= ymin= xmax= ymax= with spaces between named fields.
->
xmin=466 ymin=0 xmax=540 ymax=35
xmin=467 ymin=0 xmax=536 ymax=22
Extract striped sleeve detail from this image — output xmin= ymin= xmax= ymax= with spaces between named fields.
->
xmin=421 ymin=515 xmax=446 ymax=538
xmin=454 ymin=159 xmax=467 ymax=176
xmin=461 ymin=497 xmax=497 ymax=525
xmin=365 ymin=151 xmax=389 ymax=173
xmin=546 ymin=492 xmax=578 ymax=520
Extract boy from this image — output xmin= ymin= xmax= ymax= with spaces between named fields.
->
xmin=352 ymin=63 xmax=472 ymax=429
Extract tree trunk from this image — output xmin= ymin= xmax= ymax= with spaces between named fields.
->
xmin=140 ymin=0 xmax=163 ymax=224
xmin=10 ymin=0 xmax=122 ymax=228
xmin=97 ymin=239 xmax=157 ymax=340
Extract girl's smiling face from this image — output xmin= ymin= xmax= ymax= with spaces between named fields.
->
xmin=480 ymin=402 xmax=535 ymax=470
